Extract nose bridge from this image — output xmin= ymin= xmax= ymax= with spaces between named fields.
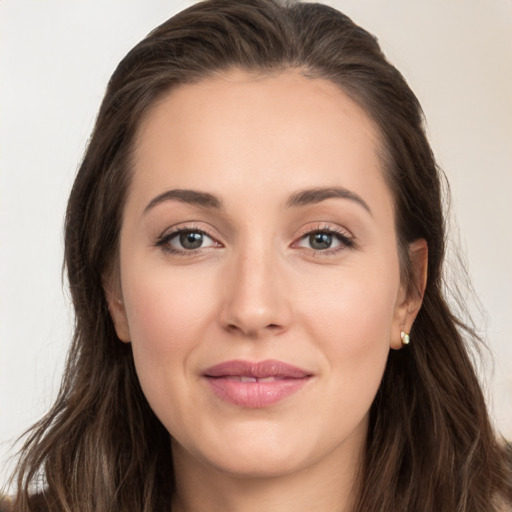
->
xmin=220 ymin=234 xmax=289 ymax=336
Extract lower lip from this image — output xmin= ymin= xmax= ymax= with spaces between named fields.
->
xmin=205 ymin=377 xmax=310 ymax=408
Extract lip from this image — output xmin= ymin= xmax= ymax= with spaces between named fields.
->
xmin=202 ymin=359 xmax=313 ymax=408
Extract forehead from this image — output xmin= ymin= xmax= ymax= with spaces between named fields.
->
xmin=129 ymin=69 xmax=391 ymax=216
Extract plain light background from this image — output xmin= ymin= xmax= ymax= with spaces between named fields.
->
xmin=1 ymin=0 xmax=511 ymax=487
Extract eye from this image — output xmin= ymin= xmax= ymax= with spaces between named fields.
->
xmin=295 ymin=228 xmax=354 ymax=252
xmin=156 ymin=228 xmax=220 ymax=254
xmin=177 ymin=231 xmax=209 ymax=250
xmin=305 ymin=232 xmax=337 ymax=250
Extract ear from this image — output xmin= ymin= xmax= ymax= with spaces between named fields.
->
xmin=103 ymin=272 xmax=131 ymax=343
xmin=390 ymin=238 xmax=428 ymax=350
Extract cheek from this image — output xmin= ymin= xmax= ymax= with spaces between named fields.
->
xmin=301 ymin=259 xmax=399 ymax=336
xmin=120 ymin=265 xmax=218 ymax=408
xmin=123 ymin=261 xmax=217 ymax=348
xmin=126 ymin=283 xmax=194 ymax=353
xmin=297 ymin=261 xmax=399 ymax=400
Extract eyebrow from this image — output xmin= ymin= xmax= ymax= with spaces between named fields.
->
xmin=286 ymin=187 xmax=372 ymax=215
xmin=144 ymin=189 xmax=222 ymax=214
xmin=143 ymin=186 xmax=371 ymax=215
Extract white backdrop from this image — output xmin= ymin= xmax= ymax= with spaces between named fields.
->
xmin=1 ymin=0 xmax=511 ymax=486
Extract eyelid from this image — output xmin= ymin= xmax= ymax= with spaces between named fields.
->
xmin=294 ymin=222 xmax=353 ymax=239
xmin=154 ymin=223 xmax=223 ymax=254
xmin=291 ymin=223 xmax=356 ymax=252
xmin=153 ymin=221 xmax=355 ymax=256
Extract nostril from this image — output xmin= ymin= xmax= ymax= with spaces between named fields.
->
xmin=226 ymin=324 xmax=243 ymax=334
xmin=224 ymin=322 xmax=283 ymax=337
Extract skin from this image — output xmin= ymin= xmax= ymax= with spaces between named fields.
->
xmin=107 ymin=69 xmax=427 ymax=512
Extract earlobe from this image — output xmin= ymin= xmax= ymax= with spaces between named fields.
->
xmin=390 ymin=238 xmax=428 ymax=350
xmin=103 ymin=274 xmax=131 ymax=343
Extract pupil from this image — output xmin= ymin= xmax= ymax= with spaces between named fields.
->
xmin=180 ymin=231 xmax=203 ymax=249
xmin=310 ymin=232 xmax=332 ymax=250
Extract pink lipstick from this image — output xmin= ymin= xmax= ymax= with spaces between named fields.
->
xmin=203 ymin=359 xmax=312 ymax=408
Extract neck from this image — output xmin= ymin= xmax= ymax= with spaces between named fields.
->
xmin=170 ymin=436 xmax=364 ymax=512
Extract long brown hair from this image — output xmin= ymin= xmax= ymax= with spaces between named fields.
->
xmin=7 ymin=1 xmax=512 ymax=511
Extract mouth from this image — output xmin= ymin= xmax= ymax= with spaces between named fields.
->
xmin=221 ymin=376 xmax=290 ymax=382
xmin=202 ymin=359 xmax=313 ymax=408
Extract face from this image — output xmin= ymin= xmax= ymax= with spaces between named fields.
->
xmin=107 ymin=70 xmax=421 ymax=479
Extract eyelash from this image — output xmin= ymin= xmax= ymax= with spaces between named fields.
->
xmin=154 ymin=225 xmax=220 ymax=255
xmin=294 ymin=225 xmax=355 ymax=255
xmin=154 ymin=224 xmax=355 ymax=256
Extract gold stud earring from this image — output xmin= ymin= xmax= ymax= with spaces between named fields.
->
xmin=400 ymin=331 xmax=410 ymax=346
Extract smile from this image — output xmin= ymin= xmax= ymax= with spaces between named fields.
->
xmin=203 ymin=359 xmax=313 ymax=408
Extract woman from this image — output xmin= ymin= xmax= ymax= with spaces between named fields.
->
xmin=4 ymin=0 xmax=511 ymax=510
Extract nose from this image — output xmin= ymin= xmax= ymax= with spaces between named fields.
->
xmin=219 ymin=245 xmax=291 ymax=338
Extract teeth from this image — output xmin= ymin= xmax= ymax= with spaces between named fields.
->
xmin=220 ymin=375 xmax=284 ymax=382
xmin=224 ymin=376 xmax=279 ymax=383
xmin=240 ymin=376 xmax=257 ymax=383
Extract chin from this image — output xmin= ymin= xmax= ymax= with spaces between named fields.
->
xmin=208 ymin=449 xmax=307 ymax=479
xmin=177 ymin=423 xmax=314 ymax=479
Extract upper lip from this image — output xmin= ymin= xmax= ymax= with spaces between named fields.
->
xmin=203 ymin=359 xmax=312 ymax=379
